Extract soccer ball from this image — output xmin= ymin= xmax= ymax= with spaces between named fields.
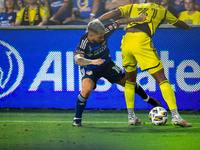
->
xmin=149 ymin=107 xmax=168 ymax=126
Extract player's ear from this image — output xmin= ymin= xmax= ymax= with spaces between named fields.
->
xmin=88 ymin=32 xmax=93 ymax=40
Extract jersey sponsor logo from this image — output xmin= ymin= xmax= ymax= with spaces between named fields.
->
xmin=8 ymin=16 xmax=13 ymax=20
xmin=86 ymin=71 xmax=92 ymax=75
xmin=50 ymin=1 xmax=62 ymax=8
xmin=184 ymin=19 xmax=193 ymax=24
xmin=0 ymin=41 xmax=24 ymax=99
xmin=86 ymin=53 xmax=93 ymax=57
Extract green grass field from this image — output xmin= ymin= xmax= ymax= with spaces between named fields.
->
xmin=0 ymin=109 xmax=200 ymax=150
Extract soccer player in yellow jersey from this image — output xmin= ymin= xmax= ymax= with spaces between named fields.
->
xmin=15 ymin=0 xmax=50 ymax=26
xmin=98 ymin=0 xmax=193 ymax=127
xmin=179 ymin=0 xmax=200 ymax=24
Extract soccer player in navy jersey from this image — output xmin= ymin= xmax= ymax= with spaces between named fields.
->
xmin=73 ymin=14 xmax=162 ymax=126
xmin=98 ymin=0 xmax=192 ymax=127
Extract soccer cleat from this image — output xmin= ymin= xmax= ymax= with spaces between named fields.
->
xmin=172 ymin=117 xmax=192 ymax=127
xmin=72 ymin=118 xmax=82 ymax=127
xmin=147 ymin=97 xmax=162 ymax=107
xmin=129 ymin=117 xmax=141 ymax=125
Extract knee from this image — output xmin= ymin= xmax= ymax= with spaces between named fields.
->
xmin=81 ymin=88 xmax=92 ymax=98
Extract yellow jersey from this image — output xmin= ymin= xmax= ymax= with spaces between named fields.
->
xmin=16 ymin=5 xmax=50 ymax=25
xmin=118 ymin=3 xmax=178 ymax=37
xmin=179 ymin=11 xmax=200 ymax=24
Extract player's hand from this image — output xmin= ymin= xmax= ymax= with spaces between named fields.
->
xmin=188 ymin=25 xmax=193 ymax=31
xmin=138 ymin=13 xmax=146 ymax=21
xmin=91 ymin=59 xmax=105 ymax=66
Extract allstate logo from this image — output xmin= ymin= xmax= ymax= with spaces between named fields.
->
xmin=0 ymin=40 xmax=24 ymax=99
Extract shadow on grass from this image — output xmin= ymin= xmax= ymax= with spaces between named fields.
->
xmin=82 ymin=123 xmax=199 ymax=134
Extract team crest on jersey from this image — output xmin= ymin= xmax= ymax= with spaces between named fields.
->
xmin=77 ymin=0 xmax=88 ymax=9
xmin=89 ymin=45 xmax=92 ymax=51
xmin=86 ymin=71 xmax=93 ymax=75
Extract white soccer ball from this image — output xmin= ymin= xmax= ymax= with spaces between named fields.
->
xmin=149 ymin=107 xmax=168 ymax=126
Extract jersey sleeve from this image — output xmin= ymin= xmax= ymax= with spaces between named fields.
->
xmin=104 ymin=22 xmax=119 ymax=39
xmin=164 ymin=10 xmax=178 ymax=25
xmin=74 ymin=42 xmax=85 ymax=56
xmin=40 ymin=6 xmax=50 ymax=18
xmin=118 ymin=4 xmax=133 ymax=18
xmin=16 ymin=8 xmax=25 ymax=21
xmin=74 ymin=35 xmax=88 ymax=56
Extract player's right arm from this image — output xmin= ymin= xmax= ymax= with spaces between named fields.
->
xmin=74 ymin=53 xmax=105 ymax=66
xmin=98 ymin=9 xmax=121 ymax=22
xmin=116 ymin=13 xmax=146 ymax=25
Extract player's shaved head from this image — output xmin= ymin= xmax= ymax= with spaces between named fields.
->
xmin=87 ymin=19 xmax=105 ymax=34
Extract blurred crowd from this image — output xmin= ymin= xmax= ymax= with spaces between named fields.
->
xmin=0 ymin=0 xmax=200 ymax=26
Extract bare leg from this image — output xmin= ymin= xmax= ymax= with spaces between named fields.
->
xmin=73 ymin=78 xmax=95 ymax=126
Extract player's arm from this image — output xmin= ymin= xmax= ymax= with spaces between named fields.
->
xmin=116 ymin=13 xmax=146 ymax=25
xmin=173 ymin=20 xmax=193 ymax=30
xmin=98 ymin=9 xmax=121 ymax=22
xmin=165 ymin=10 xmax=192 ymax=30
xmin=74 ymin=54 xmax=105 ymax=66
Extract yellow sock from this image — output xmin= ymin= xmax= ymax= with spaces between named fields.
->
xmin=125 ymin=80 xmax=135 ymax=109
xmin=159 ymin=80 xmax=177 ymax=110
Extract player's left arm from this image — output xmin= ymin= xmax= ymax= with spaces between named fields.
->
xmin=165 ymin=10 xmax=192 ymax=30
xmin=173 ymin=20 xmax=193 ymax=30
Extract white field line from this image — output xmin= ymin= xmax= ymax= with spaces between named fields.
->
xmin=0 ymin=120 xmax=199 ymax=124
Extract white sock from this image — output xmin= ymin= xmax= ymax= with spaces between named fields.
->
xmin=128 ymin=109 xmax=135 ymax=118
xmin=171 ymin=109 xmax=184 ymax=120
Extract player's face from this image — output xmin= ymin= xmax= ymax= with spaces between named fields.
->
xmin=91 ymin=31 xmax=105 ymax=44
xmin=184 ymin=0 xmax=195 ymax=11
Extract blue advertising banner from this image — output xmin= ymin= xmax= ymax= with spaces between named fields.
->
xmin=0 ymin=28 xmax=199 ymax=110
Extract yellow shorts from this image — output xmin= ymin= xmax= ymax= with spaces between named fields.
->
xmin=120 ymin=32 xmax=163 ymax=74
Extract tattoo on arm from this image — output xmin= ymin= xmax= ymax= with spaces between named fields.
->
xmin=117 ymin=17 xmax=141 ymax=25
xmin=74 ymin=54 xmax=92 ymax=66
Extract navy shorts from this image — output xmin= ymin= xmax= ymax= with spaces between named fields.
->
xmin=81 ymin=60 xmax=125 ymax=88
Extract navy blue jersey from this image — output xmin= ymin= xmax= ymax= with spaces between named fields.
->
xmin=74 ymin=21 xmax=119 ymax=69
